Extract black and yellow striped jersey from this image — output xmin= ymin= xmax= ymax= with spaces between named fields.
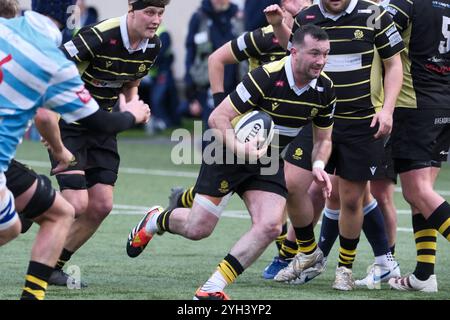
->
xmin=230 ymin=25 xmax=287 ymax=71
xmin=387 ymin=0 xmax=450 ymax=109
xmin=292 ymin=0 xmax=404 ymax=119
xmin=61 ymin=15 xmax=160 ymax=110
xmin=228 ymin=56 xmax=336 ymax=150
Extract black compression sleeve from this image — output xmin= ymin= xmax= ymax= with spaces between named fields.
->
xmin=77 ymin=109 xmax=136 ymax=134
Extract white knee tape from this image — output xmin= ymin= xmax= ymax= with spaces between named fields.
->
xmin=194 ymin=193 xmax=231 ymax=218
xmin=0 ymin=188 xmax=18 ymax=231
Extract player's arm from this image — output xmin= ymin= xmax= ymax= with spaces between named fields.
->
xmin=264 ymin=4 xmax=291 ymax=50
xmin=34 ymin=108 xmax=75 ymax=174
xmin=208 ymin=41 xmax=238 ymax=106
xmin=209 ymin=98 xmax=267 ymax=160
xmin=371 ymin=9 xmax=405 ymax=139
xmin=77 ymin=94 xmax=150 ymax=134
xmin=372 ymin=53 xmax=403 ymax=139
xmin=122 ymin=79 xmax=141 ymax=101
xmin=311 ymin=124 xmax=333 ymax=198
xmin=311 ymin=83 xmax=336 ymax=198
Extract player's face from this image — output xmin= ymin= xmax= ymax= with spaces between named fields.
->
xmin=321 ymin=0 xmax=352 ymax=14
xmin=292 ymin=35 xmax=329 ymax=81
xmin=132 ymin=6 xmax=165 ymax=39
xmin=211 ymin=0 xmax=230 ymax=12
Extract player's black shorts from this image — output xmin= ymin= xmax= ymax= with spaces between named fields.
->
xmin=373 ymin=136 xmax=397 ymax=184
xmin=193 ymin=148 xmax=287 ymax=199
xmin=391 ymin=108 xmax=450 ymax=162
xmin=5 ymin=159 xmax=39 ymax=197
xmin=283 ymin=123 xmax=313 ymax=171
xmin=326 ymin=117 xmax=386 ymax=181
xmin=50 ymin=119 xmax=120 ymax=187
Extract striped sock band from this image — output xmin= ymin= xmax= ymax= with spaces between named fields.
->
xmin=426 ymin=201 xmax=450 ymax=241
xmin=275 ymin=223 xmax=288 ymax=252
xmin=279 ymin=239 xmax=298 ymax=260
xmin=21 ymin=261 xmax=53 ymax=300
xmin=157 ymin=209 xmax=173 ymax=233
xmin=55 ymin=248 xmax=73 ymax=270
xmin=180 ymin=187 xmax=195 ymax=208
xmin=294 ymin=223 xmax=317 ymax=255
xmin=217 ymin=254 xmax=244 ymax=285
xmin=413 ymin=214 xmax=437 ymax=281
xmin=338 ymin=235 xmax=359 ymax=269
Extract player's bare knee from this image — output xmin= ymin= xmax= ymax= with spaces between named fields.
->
xmin=87 ymin=200 xmax=113 ymax=224
xmin=185 ymin=224 xmax=213 ymax=240
xmin=257 ymin=220 xmax=282 ymax=241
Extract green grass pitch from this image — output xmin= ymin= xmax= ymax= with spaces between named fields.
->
xmin=1 ymin=137 xmax=449 ymax=300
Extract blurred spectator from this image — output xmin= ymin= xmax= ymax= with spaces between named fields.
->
xmin=244 ymin=0 xmax=280 ymax=31
xmin=184 ymin=0 xmax=242 ymax=136
xmin=62 ymin=0 xmax=98 ymax=43
xmin=141 ymin=25 xmax=180 ymax=135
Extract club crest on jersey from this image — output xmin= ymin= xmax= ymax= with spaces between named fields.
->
xmin=293 ymin=148 xmax=303 ymax=160
xmin=219 ymin=180 xmax=230 ymax=194
xmin=139 ymin=64 xmax=147 ymax=73
xmin=354 ymin=30 xmax=364 ymax=39
xmin=76 ymin=87 xmax=92 ymax=104
xmin=309 ymin=108 xmax=318 ymax=119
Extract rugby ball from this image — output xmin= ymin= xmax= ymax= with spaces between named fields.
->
xmin=233 ymin=110 xmax=275 ymax=148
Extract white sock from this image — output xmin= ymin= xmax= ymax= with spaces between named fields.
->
xmin=200 ymin=270 xmax=228 ymax=292
xmin=375 ymin=252 xmax=396 ymax=268
xmin=144 ymin=211 xmax=161 ymax=234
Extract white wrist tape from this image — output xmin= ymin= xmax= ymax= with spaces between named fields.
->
xmin=312 ymin=160 xmax=325 ymax=170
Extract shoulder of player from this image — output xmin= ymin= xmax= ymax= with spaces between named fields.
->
xmin=295 ymin=4 xmax=321 ymax=21
xmin=93 ymin=17 xmax=121 ymax=33
xmin=318 ymin=71 xmax=334 ymax=90
xmin=262 ymin=57 xmax=287 ymax=75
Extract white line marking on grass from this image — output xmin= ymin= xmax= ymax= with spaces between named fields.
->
xmin=111 ymin=204 xmax=414 ymax=232
xmin=18 ymin=159 xmax=450 ymax=195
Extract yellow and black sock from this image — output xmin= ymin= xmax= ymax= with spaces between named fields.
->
xmin=157 ymin=209 xmax=173 ymax=233
xmin=294 ymin=223 xmax=317 ymax=255
xmin=217 ymin=254 xmax=244 ymax=284
xmin=55 ymin=248 xmax=73 ymax=271
xmin=413 ymin=214 xmax=437 ymax=281
xmin=21 ymin=261 xmax=53 ymax=300
xmin=275 ymin=222 xmax=288 ymax=252
xmin=178 ymin=187 xmax=195 ymax=208
xmin=279 ymin=239 xmax=298 ymax=260
xmin=338 ymin=235 xmax=359 ymax=269
xmin=426 ymin=201 xmax=450 ymax=241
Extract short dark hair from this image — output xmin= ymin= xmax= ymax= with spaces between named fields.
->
xmin=292 ymin=24 xmax=329 ymax=47
xmin=129 ymin=0 xmax=170 ymax=9
xmin=0 ymin=0 xmax=19 ymax=18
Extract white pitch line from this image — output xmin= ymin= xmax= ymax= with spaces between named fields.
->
xmin=111 ymin=205 xmax=414 ymax=232
xmin=17 ymin=159 xmax=450 ymax=195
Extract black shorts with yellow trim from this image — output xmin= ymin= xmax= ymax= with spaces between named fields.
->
xmin=391 ymin=108 xmax=450 ymax=163
xmin=49 ymin=119 xmax=120 ymax=188
xmin=325 ymin=117 xmax=386 ymax=181
xmin=283 ymin=123 xmax=313 ymax=171
xmin=193 ymin=148 xmax=287 ymax=199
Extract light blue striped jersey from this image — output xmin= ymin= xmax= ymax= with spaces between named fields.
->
xmin=0 ymin=11 xmax=99 ymax=172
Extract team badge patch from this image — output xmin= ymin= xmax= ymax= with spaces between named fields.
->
xmin=76 ymin=87 xmax=92 ymax=104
